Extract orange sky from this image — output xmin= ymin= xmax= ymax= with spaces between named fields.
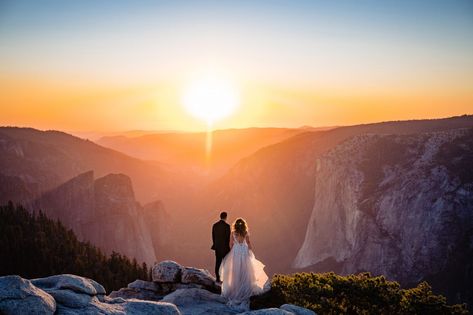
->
xmin=1 ymin=73 xmax=472 ymax=133
xmin=1 ymin=1 xmax=472 ymax=132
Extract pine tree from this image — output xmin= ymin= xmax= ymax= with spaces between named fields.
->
xmin=0 ymin=202 xmax=151 ymax=292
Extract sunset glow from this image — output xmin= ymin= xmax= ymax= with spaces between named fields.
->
xmin=1 ymin=1 xmax=473 ymax=308
xmin=0 ymin=1 xmax=472 ymax=132
xmin=182 ymin=74 xmax=239 ymax=125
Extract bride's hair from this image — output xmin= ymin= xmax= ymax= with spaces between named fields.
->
xmin=232 ymin=218 xmax=249 ymax=236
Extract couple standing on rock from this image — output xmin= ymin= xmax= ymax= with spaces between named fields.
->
xmin=211 ymin=211 xmax=268 ymax=311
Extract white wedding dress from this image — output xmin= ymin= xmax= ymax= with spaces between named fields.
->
xmin=219 ymin=232 xmax=269 ymax=311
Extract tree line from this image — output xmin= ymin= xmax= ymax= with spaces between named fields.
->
xmin=0 ymin=202 xmax=150 ymax=292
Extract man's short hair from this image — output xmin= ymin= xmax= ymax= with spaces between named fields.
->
xmin=220 ymin=212 xmax=228 ymax=220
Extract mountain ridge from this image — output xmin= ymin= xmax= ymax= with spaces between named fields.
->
xmin=34 ymin=171 xmax=157 ymax=265
xmin=1 ymin=115 xmax=473 ymax=305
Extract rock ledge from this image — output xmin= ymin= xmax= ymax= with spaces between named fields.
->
xmin=0 ymin=261 xmax=315 ymax=315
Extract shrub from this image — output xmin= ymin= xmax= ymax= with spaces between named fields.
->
xmin=251 ymin=272 xmax=468 ymax=314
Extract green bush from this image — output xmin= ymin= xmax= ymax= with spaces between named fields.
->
xmin=0 ymin=202 xmax=150 ymax=292
xmin=251 ymin=272 xmax=468 ymax=314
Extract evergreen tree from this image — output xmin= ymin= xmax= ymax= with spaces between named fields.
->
xmin=0 ymin=202 xmax=151 ymax=292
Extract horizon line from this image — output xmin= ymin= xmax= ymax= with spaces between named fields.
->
xmin=1 ymin=113 xmax=472 ymax=138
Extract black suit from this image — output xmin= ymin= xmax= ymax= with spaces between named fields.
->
xmin=211 ymin=219 xmax=230 ymax=282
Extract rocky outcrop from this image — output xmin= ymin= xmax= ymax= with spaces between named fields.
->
xmin=161 ymin=288 xmax=236 ymax=315
xmin=31 ymin=274 xmax=106 ymax=311
xmin=181 ymin=267 xmax=217 ymax=288
xmin=110 ymin=261 xmax=312 ymax=315
xmin=0 ymin=274 xmax=180 ymax=315
xmin=294 ymin=129 xmax=473 ymax=302
xmin=153 ymin=260 xmax=183 ymax=283
xmin=111 ymin=260 xmax=220 ymax=301
xmin=0 ymin=262 xmax=315 ymax=315
xmin=34 ymin=171 xmax=157 ymax=265
xmin=109 ymin=280 xmax=163 ymax=301
xmin=0 ymin=275 xmax=56 ymax=315
xmin=161 ymin=288 xmax=314 ymax=315
xmin=31 ymin=274 xmax=106 ymax=296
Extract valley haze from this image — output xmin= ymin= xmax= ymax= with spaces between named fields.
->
xmin=1 ymin=115 xmax=472 ymax=307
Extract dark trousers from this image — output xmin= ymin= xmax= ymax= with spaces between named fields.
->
xmin=215 ymin=250 xmax=228 ymax=281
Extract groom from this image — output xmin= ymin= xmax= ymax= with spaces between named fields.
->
xmin=211 ymin=211 xmax=231 ymax=283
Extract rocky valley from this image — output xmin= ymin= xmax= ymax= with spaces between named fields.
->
xmin=1 ymin=115 xmax=473 ymax=306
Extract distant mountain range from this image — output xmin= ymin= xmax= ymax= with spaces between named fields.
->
xmin=1 ymin=114 xmax=472 ymax=305
xmin=96 ymin=127 xmax=307 ymax=178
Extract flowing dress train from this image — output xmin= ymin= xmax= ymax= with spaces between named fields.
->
xmin=219 ymin=233 xmax=269 ymax=311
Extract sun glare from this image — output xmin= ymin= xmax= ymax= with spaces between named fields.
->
xmin=181 ymin=75 xmax=239 ymax=125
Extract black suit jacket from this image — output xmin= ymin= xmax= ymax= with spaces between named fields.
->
xmin=211 ymin=220 xmax=231 ymax=254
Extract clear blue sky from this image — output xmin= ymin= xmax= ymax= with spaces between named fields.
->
xmin=1 ymin=0 xmax=472 ymax=82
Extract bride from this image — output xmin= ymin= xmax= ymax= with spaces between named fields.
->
xmin=219 ymin=218 xmax=269 ymax=311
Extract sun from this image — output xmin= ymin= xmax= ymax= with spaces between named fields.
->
xmin=181 ymin=74 xmax=239 ymax=125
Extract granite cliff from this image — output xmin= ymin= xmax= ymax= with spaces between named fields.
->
xmin=35 ymin=171 xmax=157 ymax=265
xmin=294 ymin=128 xmax=473 ymax=303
